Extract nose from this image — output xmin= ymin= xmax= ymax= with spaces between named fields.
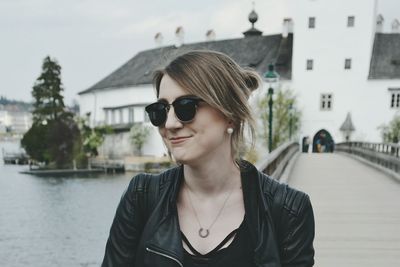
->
xmin=164 ymin=106 xmax=183 ymax=129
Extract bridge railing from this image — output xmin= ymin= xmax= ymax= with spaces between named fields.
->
xmin=336 ymin=142 xmax=400 ymax=174
xmin=255 ymin=141 xmax=299 ymax=180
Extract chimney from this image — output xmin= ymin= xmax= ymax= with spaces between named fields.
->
xmin=175 ymin=26 xmax=184 ymax=47
xmin=154 ymin=32 xmax=163 ymax=47
xmin=391 ymin=19 xmax=400 ymax=33
xmin=376 ymin=14 xmax=384 ymax=33
xmin=206 ymin=29 xmax=216 ymax=41
xmin=282 ymin=18 xmax=293 ymax=38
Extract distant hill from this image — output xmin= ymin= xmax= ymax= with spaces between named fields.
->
xmin=0 ymin=96 xmax=32 ymax=112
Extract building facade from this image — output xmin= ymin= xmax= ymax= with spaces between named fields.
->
xmin=78 ymin=0 xmax=400 ymax=158
xmin=288 ymin=0 xmax=400 ymax=149
xmin=0 ymin=109 xmax=32 ymax=135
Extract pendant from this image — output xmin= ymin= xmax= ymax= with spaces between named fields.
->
xmin=198 ymin=228 xmax=209 ymax=238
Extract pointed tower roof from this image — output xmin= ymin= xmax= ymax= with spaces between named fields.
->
xmin=340 ymin=112 xmax=355 ymax=132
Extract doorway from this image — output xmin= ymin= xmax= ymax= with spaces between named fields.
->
xmin=312 ymin=129 xmax=334 ymax=153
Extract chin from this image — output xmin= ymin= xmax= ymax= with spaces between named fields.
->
xmin=171 ymin=153 xmax=195 ymax=166
xmin=171 ymin=154 xmax=188 ymax=165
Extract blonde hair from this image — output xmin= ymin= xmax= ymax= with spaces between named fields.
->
xmin=153 ymin=50 xmax=261 ymax=160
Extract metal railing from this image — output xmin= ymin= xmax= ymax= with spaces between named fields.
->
xmin=336 ymin=142 xmax=400 ymax=174
xmin=255 ymin=141 xmax=299 ymax=180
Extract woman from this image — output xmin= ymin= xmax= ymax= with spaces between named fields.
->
xmin=102 ymin=50 xmax=315 ymax=267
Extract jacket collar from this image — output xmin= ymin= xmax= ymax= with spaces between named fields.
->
xmin=240 ymin=160 xmax=281 ymax=265
xmin=145 ymin=165 xmax=184 ymax=264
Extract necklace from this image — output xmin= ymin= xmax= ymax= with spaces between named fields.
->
xmin=185 ymin=179 xmax=236 ymax=238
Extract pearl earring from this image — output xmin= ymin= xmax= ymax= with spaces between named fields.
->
xmin=227 ymin=128 xmax=234 ymax=134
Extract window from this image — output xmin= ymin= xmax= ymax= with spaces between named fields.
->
xmin=129 ymin=107 xmax=134 ymax=123
xmin=320 ymin=94 xmax=333 ymax=110
xmin=111 ymin=110 xmax=115 ymax=124
xmin=389 ymin=89 xmax=400 ymax=108
xmin=306 ymin=59 xmax=314 ymax=70
xmin=308 ymin=17 xmax=315 ymax=28
xmin=345 ymin=58 xmax=352 ymax=69
xmin=347 ymin=16 xmax=355 ymax=27
xmin=119 ymin=109 xmax=123 ymax=124
xmin=104 ymin=110 xmax=109 ymax=124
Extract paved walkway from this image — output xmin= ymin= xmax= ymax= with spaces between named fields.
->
xmin=288 ymin=153 xmax=400 ymax=267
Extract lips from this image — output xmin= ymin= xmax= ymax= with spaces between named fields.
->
xmin=169 ymin=136 xmax=191 ymax=145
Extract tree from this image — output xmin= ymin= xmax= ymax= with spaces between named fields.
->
xmin=257 ymin=88 xmax=301 ymax=150
xmin=130 ymin=123 xmax=151 ymax=156
xmin=379 ymin=114 xmax=400 ymax=143
xmin=21 ymin=56 xmax=80 ymax=168
xmin=21 ymin=122 xmax=51 ymax=163
xmin=77 ymin=117 xmax=112 ymax=157
xmin=31 ymin=56 xmax=67 ymax=123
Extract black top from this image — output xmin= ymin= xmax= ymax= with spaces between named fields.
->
xmin=181 ymin=217 xmax=256 ymax=267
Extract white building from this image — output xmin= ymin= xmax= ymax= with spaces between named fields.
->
xmin=287 ymin=0 xmax=400 ymax=151
xmin=79 ymin=0 xmax=400 ymax=157
xmin=0 ymin=109 xmax=32 ymax=135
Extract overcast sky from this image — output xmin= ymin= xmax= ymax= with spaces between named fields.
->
xmin=1 ymin=0 xmax=398 ymax=105
xmin=0 ymin=0 xmax=289 ymax=105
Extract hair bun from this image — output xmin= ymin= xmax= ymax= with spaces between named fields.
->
xmin=243 ymin=70 xmax=261 ymax=92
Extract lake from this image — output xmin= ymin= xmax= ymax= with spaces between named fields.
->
xmin=0 ymin=141 xmax=136 ymax=267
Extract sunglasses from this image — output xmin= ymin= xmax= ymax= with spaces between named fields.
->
xmin=145 ymin=96 xmax=204 ymax=126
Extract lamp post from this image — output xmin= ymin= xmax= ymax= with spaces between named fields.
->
xmin=288 ymin=103 xmax=293 ymax=141
xmin=264 ymin=64 xmax=279 ymax=152
xmin=267 ymin=88 xmax=274 ymax=152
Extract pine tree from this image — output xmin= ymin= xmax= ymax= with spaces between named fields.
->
xmin=32 ymin=56 xmax=66 ymax=123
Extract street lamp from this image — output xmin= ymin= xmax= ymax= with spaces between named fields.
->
xmin=264 ymin=64 xmax=280 ymax=152
xmin=288 ymin=103 xmax=294 ymax=141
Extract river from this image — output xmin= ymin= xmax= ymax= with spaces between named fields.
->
xmin=0 ymin=141 xmax=136 ymax=267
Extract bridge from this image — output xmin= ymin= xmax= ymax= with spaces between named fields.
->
xmin=258 ymin=142 xmax=400 ymax=267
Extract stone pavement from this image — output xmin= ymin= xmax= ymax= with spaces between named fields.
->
xmin=288 ymin=153 xmax=400 ymax=267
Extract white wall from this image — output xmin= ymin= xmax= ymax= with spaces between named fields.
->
xmin=288 ymin=0 xmax=386 ymax=143
xmin=363 ymin=80 xmax=400 ymax=141
xmin=0 ymin=110 xmax=32 ymax=134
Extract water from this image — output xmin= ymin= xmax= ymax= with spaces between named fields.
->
xmin=0 ymin=141 xmax=135 ymax=267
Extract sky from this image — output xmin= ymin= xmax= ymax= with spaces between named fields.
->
xmin=0 ymin=0 xmax=289 ymax=105
xmin=2 ymin=0 xmax=398 ymax=105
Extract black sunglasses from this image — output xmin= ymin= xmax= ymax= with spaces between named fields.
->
xmin=145 ymin=96 xmax=204 ymax=127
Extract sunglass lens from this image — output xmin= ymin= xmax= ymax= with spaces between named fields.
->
xmin=175 ymin=98 xmax=197 ymax=122
xmin=146 ymin=103 xmax=167 ymax=126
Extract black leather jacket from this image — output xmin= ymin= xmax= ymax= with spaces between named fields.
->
xmin=102 ymin=160 xmax=315 ymax=267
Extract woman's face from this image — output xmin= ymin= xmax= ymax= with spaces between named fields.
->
xmin=157 ymin=74 xmax=232 ymax=165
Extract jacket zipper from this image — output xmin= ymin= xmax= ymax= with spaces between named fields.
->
xmin=146 ymin=247 xmax=183 ymax=267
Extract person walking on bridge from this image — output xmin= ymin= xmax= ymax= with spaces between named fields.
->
xmin=102 ymin=50 xmax=315 ymax=267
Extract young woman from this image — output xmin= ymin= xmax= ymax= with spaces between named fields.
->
xmin=102 ymin=50 xmax=315 ymax=267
